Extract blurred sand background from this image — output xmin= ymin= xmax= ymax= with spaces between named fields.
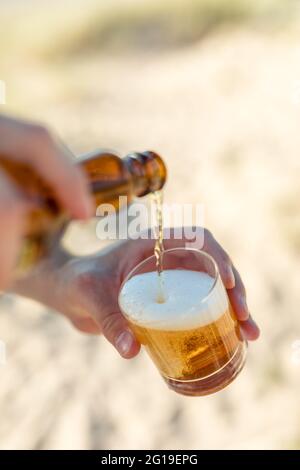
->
xmin=1 ymin=0 xmax=300 ymax=449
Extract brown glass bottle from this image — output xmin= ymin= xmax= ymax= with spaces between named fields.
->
xmin=0 ymin=149 xmax=167 ymax=275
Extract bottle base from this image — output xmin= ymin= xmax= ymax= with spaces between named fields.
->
xmin=163 ymin=341 xmax=247 ymax=397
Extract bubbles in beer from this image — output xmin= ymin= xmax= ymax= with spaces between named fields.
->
xmin=119 ymin=269 xmax=226 ymax=331
xmin=119 ymin=268 xmax=245 ymax=395
xmin=152 ymin=190 xmax=165 ymax=303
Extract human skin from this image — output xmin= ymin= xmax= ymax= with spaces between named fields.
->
xmin=0 ymin=113 xmax=93 ymax=290
xmin=0 ymin=114 xmax=259 ymax=357
xmin=12 ymin=229 xmax=260 ymax=359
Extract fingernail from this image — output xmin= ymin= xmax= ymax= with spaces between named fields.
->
xmin=115 ymin=331 xmax=134 ymax=357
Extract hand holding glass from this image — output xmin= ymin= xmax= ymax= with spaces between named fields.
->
xmin=119 ymin=248 xmax=247 ymax=396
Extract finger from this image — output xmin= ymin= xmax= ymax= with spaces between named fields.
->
xmin=116 ymin=228 xmax=185 ymax=277
xmin=116 ymin=231 xmax=260 ymax=345
xmin=0 ymin=171 xmax=28 ymax=290
xmin=0 ymin=115 xmax=93 ymax=219
xmin=23 ymin=127 xmax=94 ymax=220
xmin=120 ymin=228 xmax=236 ymax=290
xmin=155 ymin=227 xmax=235 ymax=290
xmin=227 ymin=265 xmax=249 ymax=321
xmin=100 ymin=310 xmax=141 ymax=359
xmin=240 ymin=316 xmax=260 ymax=341
xmin=73 ymin=272 xmax=140 ymax=358
xmin=202 ymin=231 xmax=235 ymax=289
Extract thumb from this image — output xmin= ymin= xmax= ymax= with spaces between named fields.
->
xmin=73 ymin=271 xmax=140 ymax=359
xmin=100 ymin=309 xmax=140 ymax=359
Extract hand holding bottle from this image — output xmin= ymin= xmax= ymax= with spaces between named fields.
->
xmin=0 ymin=113 xmax=93 ymax=290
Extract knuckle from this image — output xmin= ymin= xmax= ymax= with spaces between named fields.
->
xmin=76 ymin=272 xmax=96 ymax=292
xmin=101 ymin=311 xmax=122 ymax=339
xmin=234 ymin=274 xmax=246 ymax=295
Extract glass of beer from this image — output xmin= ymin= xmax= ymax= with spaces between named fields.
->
xmin=118 ymin=248 xmax=247 ymax=396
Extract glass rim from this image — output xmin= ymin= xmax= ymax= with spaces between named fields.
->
xmin=118 ymin=247 xmax=221 ymax=308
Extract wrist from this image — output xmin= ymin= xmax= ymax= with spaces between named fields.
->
xmin=11 ymin=245 xmax=72 ymax=307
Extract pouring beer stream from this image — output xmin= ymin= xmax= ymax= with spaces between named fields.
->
xmin=152 ymin=189 xmax=165 ymax=303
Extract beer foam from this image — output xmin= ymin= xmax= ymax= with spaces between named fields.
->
xmin=119 ymin=269 xmax=228 ymax=331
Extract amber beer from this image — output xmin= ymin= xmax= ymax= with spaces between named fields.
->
xmin=119 ymin=248 xmax=247 ymax=396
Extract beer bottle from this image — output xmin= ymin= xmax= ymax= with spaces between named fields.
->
xmin=0 ymin=149 xmax=167 ymax=275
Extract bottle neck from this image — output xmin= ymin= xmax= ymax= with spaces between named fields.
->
xmin=124 ymin=151 xmax=167 ymax=197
